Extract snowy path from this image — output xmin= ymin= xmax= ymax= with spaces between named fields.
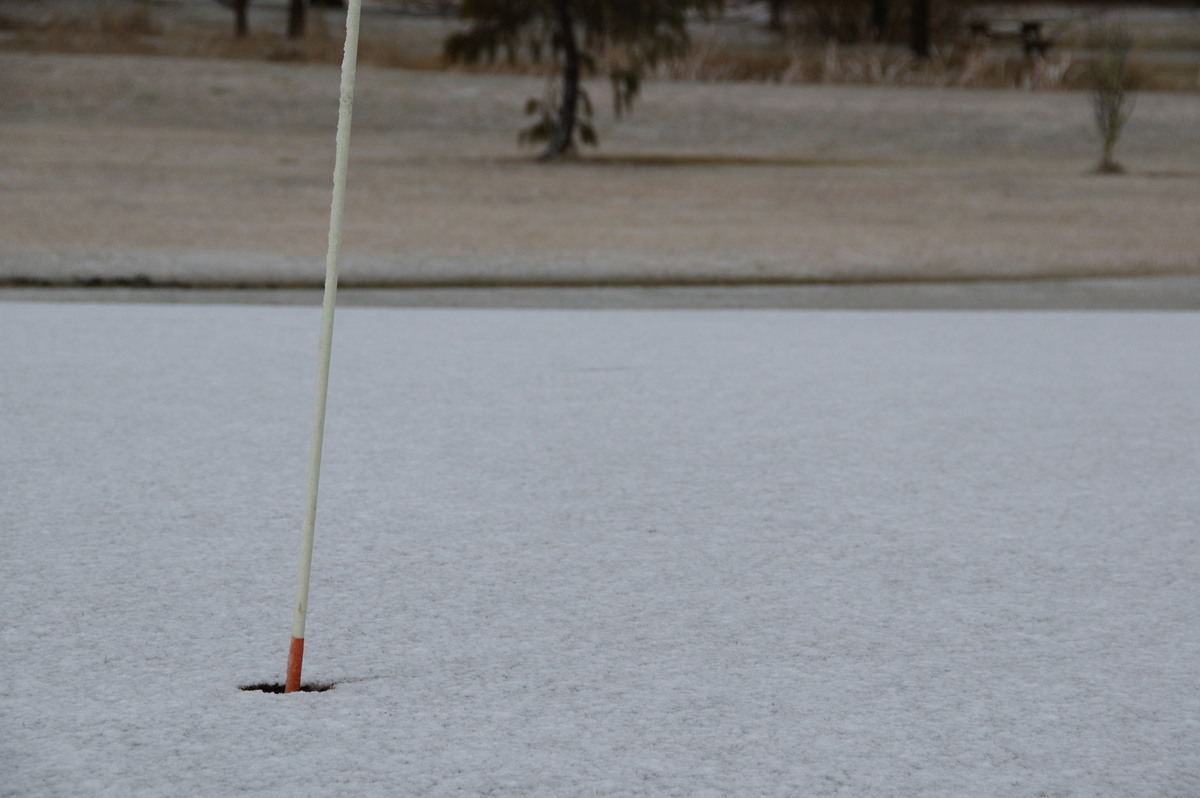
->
xmin=2 ymin=303 xmax=1198 ymax=796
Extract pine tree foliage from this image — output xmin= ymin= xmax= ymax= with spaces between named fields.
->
xmin=446 ymin=0 xmax=721 ymax=160
xmin=519 ymin=82 xmax=599 ymax=149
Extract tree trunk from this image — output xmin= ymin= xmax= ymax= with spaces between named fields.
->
xmin=768 ymin=0 xmax=785 ymax=32
xmin=541 ymin=1 xmax=580 ymax=161
xmin=234 ymin=0 xmax=249 ymax=38
xmin=909 ymin=0 xmax=930 ymax=58
xmin=870 ymin=0 xmax=888 ymax=38
xmin=288 ymin=0 xmax=306 ymax=39
xmin=1100 ymin=139 xmax=1118 ymax=173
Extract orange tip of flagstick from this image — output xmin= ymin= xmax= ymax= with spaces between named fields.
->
xmin=285 ymin=637 xmax=305 ymax=693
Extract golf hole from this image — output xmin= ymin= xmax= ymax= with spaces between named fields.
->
xmin=240 ymin=682 xmax=336 ymax=694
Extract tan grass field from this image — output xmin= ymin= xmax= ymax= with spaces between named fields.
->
xmin=1 ymin=4 xmax=1198 ymax=290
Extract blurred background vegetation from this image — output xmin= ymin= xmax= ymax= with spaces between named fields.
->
xmin=0 ymin=0 xmax=1197 ymax=92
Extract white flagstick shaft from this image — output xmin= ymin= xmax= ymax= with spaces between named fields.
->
xmin=286 ymin=0 xmax=363 ymax=695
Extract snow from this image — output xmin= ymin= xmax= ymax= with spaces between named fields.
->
xmin=2 ymin=302 xmax=1198 ymax=796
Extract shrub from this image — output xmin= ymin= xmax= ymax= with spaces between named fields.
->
xmin=1089 ymin=22 xmax=1135 ymax=174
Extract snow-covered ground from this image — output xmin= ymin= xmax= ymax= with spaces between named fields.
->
xmin=3 ymin=302 xmax=1198 ymax=796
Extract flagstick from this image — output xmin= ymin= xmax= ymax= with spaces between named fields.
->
xmin=286 ymin=0 xmax=363 ymax=695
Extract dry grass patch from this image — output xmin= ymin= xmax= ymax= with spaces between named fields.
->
xmin=642 ymin=32 xmax=1083 ymax=89
xmin=0 ymin=1 xmax=163 ymax=56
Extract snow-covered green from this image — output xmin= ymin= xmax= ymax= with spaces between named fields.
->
xmin=3 ymin=304 xmax=1198 ymax=795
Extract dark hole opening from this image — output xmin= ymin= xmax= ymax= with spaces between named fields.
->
xmin=240 ymin=681 xmax=335 ymax=693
